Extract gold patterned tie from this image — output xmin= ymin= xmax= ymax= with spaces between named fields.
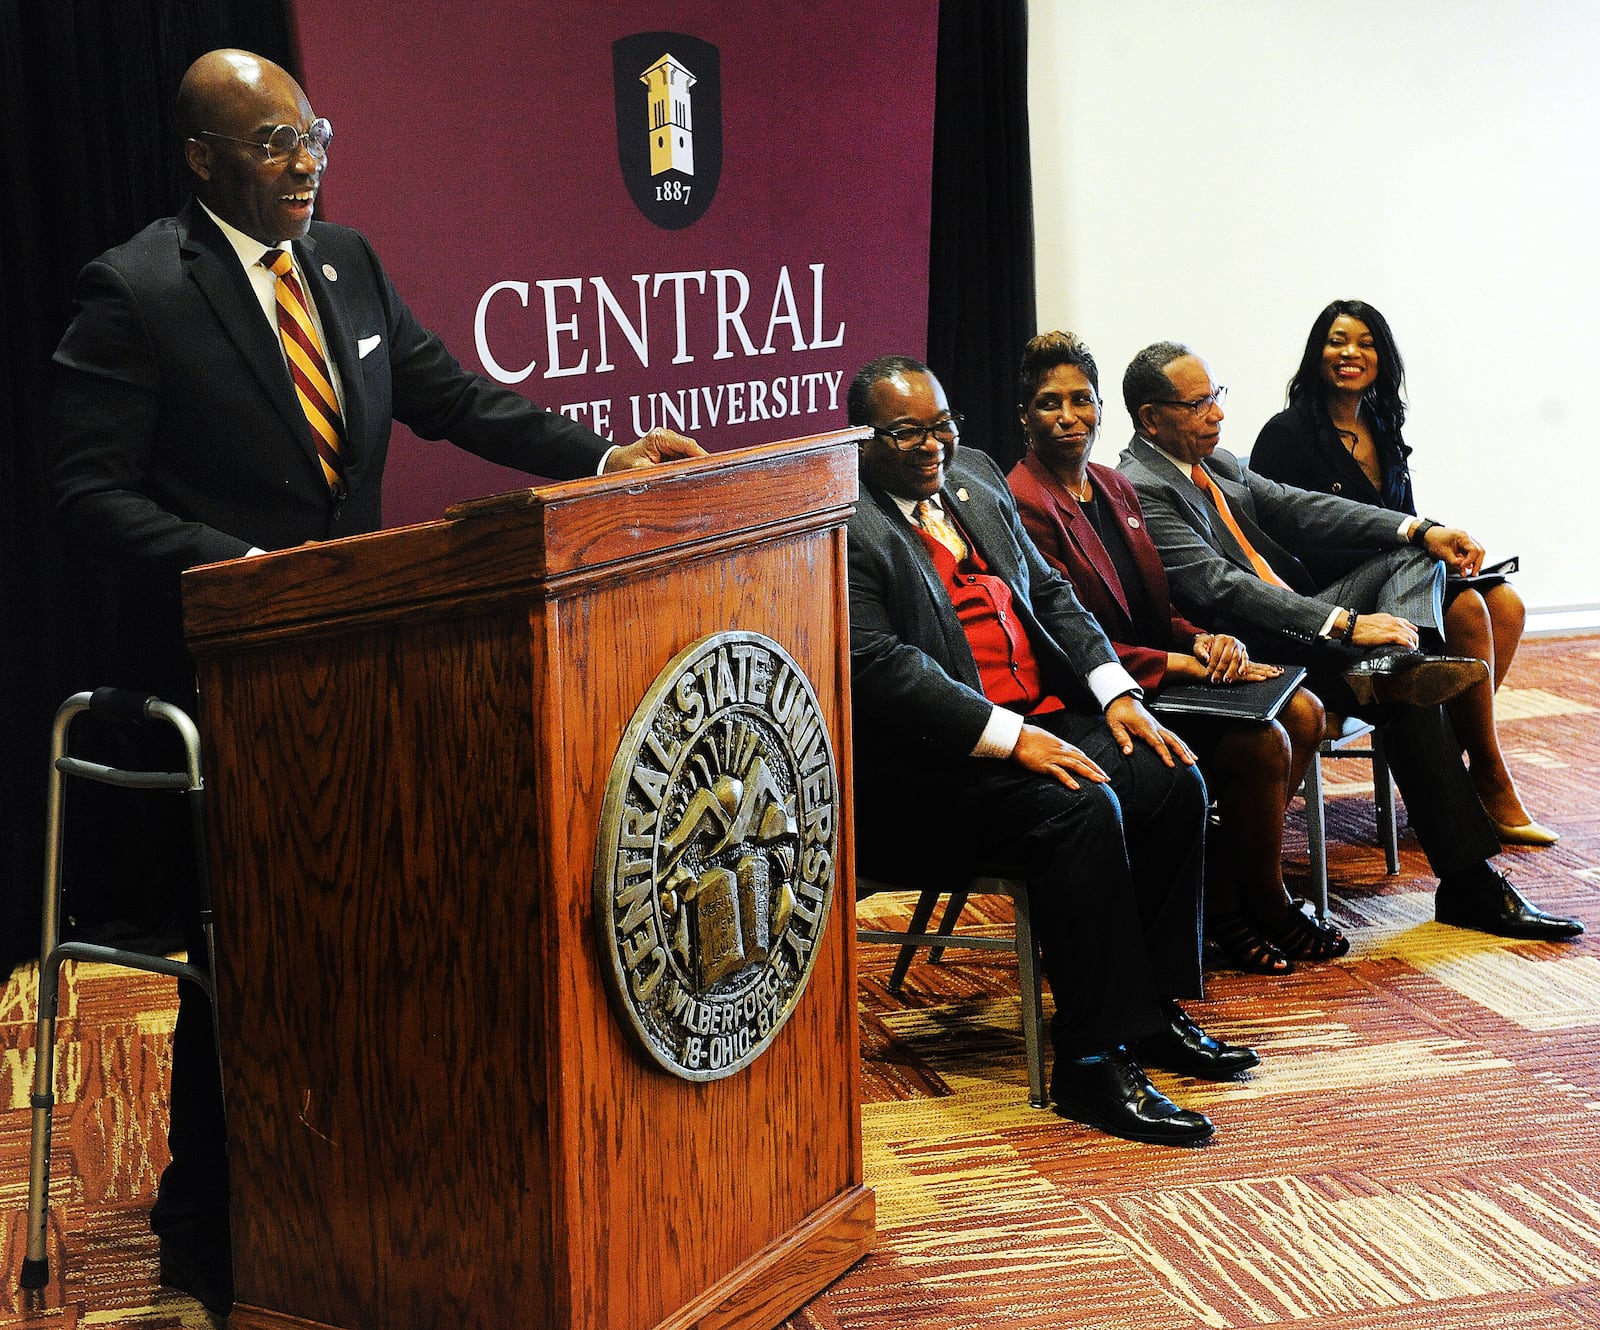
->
xmin=261 ymin=249 xmax=347 ymax=497
xmin=1189 ymin=464 xmax=1292 ymax=590
xmin=913 ymin=498 xmax=969 ymax=561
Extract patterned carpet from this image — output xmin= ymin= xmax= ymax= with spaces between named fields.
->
xmin=4 ymin=635 xmax=1600 ymax=1329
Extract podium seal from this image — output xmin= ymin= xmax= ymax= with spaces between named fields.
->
xmin=594 ymin=630 xmax=838 ymax=1079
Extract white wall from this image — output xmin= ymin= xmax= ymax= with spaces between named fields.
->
xmin=1028 ymin=0 xmax=1600 ymax=617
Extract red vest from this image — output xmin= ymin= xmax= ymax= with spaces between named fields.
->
xmin=916 ymin=525 xmax=1064 ymax=717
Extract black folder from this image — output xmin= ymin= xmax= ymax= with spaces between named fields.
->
xmin=1149 ymin=664 xmax=1307 ymax=723
xmin=1448 ymin=554 xmax=1518 ymax=593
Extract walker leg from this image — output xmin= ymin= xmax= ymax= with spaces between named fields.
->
xmin=20 ymin=953 xmax=66 ymax=1289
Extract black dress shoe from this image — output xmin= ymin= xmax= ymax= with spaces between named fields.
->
xmin=1050 ymin=1047 xmax=1214 ymax=1146
xmin=1133 ymin=999 xmax=1260 ymax=1079
xmin=158 ymin=1235 xmax=234 ymax=1318
xmin=1435 ymin=868 xmax=1585 ymax=940
xmin=1342 ymin=649 xmax=1487 ymax=708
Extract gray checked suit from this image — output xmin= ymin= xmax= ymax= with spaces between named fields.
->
xmin=1118 ymin=436 xmax=1501 ymax=879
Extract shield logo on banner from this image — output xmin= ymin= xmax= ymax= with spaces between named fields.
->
xmin=613 ymin=31 xmax=722 ymax=230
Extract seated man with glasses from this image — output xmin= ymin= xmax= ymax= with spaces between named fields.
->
xmin=846 ymin=354 xmax=1260 ymax=1150
xmin=1117 ymin=341 xmax=1583 ymax=942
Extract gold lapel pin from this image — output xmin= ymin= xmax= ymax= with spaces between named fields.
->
xmin=322 ymin=264 xmax=338 ymax=281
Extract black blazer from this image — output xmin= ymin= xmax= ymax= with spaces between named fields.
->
xmin=1251 ymin=402 xmax=1416 ymax=583
xmin=847 ymin=446 xmax=1126 ymax=885
xmin=50 ymin=198 xmax=609 ymax=592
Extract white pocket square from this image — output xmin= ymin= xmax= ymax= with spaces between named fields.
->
xmin=357 ymin=335 xmax=381 ymax=359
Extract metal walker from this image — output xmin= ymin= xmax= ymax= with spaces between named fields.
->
xmin=20 ymin=688 xmax=216 ymax=1291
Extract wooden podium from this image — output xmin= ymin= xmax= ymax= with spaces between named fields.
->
xmin=181 ymin=432 xmax=873 ymax=1330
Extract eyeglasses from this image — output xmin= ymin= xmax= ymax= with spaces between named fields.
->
xmin=1151 ymin=386 xmax=1227 ymax=416
xmin=873 ymin=413 xmax=964 ymax=450
xmin=198 ymin=118 xmax=333 ymax=165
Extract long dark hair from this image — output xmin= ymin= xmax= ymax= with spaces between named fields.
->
xmin=1286 ymin=300 xmax=1408 ymax=438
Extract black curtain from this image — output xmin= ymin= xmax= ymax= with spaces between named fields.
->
xmin=926 ymin=0 xmax=1036 ymax=473
xmin=1 ymin=2 xmax=300 ymax=975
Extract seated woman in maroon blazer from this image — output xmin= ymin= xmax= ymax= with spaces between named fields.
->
xmin=1251 ymin=300 xmax=1551 ymax=846
xmin=1008 ymin=331 xmax=1342 ymax=973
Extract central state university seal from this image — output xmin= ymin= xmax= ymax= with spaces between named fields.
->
xmin=594 ymin=630 xmax=838 ymax=1079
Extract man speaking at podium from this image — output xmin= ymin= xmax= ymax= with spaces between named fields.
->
xmin=846 ymin=355 xmax=1258 ymax=1154
xmin=47 ymin=48 xmax=701 ymax=1315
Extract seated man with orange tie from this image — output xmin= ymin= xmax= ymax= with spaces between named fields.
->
xmin=1116 ymin=341 xmax=1583 ymax=944
xmin=846 ymin=354 xmax=1258 ymax=1150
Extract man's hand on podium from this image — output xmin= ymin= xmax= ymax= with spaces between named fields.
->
xmin=604 ymin=428 xmax=706 ymax=472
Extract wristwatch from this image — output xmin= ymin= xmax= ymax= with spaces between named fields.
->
xmin=1409 ymin=517 xmax=1441 ymax=547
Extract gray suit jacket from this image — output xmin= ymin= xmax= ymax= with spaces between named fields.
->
xmin=848 ymin=447 xmax=1118 ymax=759
xmin=1117 ymin=435 xmax=1410 ymax=645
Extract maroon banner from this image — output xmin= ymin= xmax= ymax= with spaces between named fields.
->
xmin=291 ymin=0 xmax=939 ymax=526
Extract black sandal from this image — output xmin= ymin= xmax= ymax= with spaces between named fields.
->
xmin=1265 ymin=898 xmax=1351 ymax=962
xmin=1207 ymin=912 xmax=1294 ymax=975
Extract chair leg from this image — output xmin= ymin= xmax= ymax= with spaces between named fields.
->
xmin=927 ymin=889 xmax=970 ymax=965
xmin=888 ymin=887 xmax=944 ymax=994
xmin=1007 ymin=884 xmax=1049 ymax=1109
xmin=1303 ymin=750 xmax=1329 ymax=919
xmin=1371 ymin=732 xmax=1400 ymax=875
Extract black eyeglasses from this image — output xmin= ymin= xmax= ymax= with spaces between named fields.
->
xmin=198 ymin=118 xmax=333 ymax=166
xmin=1151 ymin=387 xmax=1227 ymax=416
xmin=874 ymin=413 xmax=964 ymax=450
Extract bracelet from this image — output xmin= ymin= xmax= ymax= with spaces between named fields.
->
xmin=1340 ymin=609 xmax=1359 ymax=644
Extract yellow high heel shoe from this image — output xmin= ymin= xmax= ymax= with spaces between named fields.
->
xmin=1491 ymin=818 xmax=1560 ymax=848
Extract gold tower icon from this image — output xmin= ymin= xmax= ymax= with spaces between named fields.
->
xmin=641 ymin=53 xmax=696 ymax=177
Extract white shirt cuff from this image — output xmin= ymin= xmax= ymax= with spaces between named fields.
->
xmin=971 ymin=663 xmax=1142 ymax=761
xmin=598 ymin=445 xmax=618 ymax=475
xmin=972 ymin=706 xmax=1025 ymax=759
xmin=1087 ymin=662 xmax=1142 ymax=710
xmin=1319 ymin=607 xmax=1344 ymax=639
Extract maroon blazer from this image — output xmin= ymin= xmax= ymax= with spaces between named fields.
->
xmin=1008 ymin=452 xmax=1204 ymax=692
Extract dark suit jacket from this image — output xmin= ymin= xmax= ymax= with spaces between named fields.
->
xmin=848 ymin=447 xmax=1124 ymax=881
xmin=50 ymin=198 xmax=608 ymax=592
xmin=1251 ymin=402 xmax=1416 ymax=584
xmin=1007 ymin=453 xmax=1203 ymax=692
xmin=1117 ymin=435 xmax=1411 ymax=647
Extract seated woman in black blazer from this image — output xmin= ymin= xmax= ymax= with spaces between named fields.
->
xmin=1252 ymin=301 xmax=1552 ymax=847
xmin=1008 ymin=331 xmax=1343 ymax=974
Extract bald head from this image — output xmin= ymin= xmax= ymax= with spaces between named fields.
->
xmin=176 ymin=50 xmax=294 ymax=141
xmin=178 ymin=49 xmax=324 ymax=246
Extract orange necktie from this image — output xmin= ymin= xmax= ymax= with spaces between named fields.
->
xmin=1189 ymin=464 xmax=1292 ymax=590
xmin=914 ymin=499 xmax=969 ymax=561
xmin=262 ymin=249 xmax=347 ymax=497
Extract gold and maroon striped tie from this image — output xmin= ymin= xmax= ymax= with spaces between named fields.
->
xmin=261 ymin=249 xmax=347 ymax=497
xmin=913 ymin=498 xmax=969 ymax=561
